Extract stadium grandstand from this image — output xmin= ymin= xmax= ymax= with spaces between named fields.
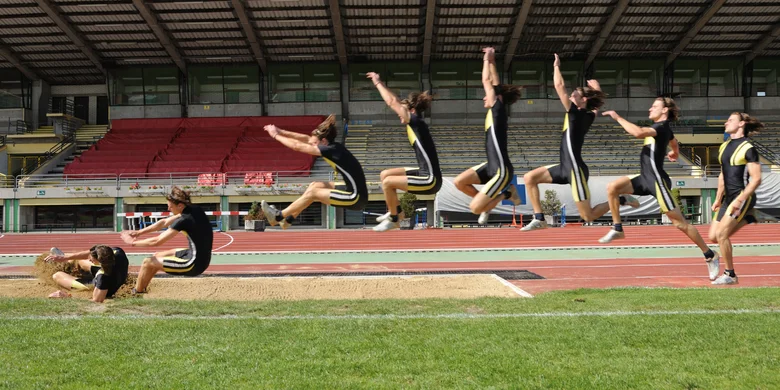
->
xmin=0 ymin=0 xmax=779 ymax=232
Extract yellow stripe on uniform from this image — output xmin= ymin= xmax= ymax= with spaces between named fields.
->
xmin=732 ymin=142 xmax=753 ymax=166
xmin=406 ymin=176 xmax=437 ymax=192
xmin=654 ymin=182 xmax=675 ymax=213
xmin=162 ymin=255 xmax=194 ymax=274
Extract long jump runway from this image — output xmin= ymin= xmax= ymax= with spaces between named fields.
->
xmin=1 ymin=224 xmax=779 ymax=295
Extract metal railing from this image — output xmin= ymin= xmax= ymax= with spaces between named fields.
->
xmin=18 ymin=132 xmax=76 ymax=176
xmin=750 ymin=139 xmax=780 ymax=165
xmin=16 ymin=120 xmax=32 ymax=134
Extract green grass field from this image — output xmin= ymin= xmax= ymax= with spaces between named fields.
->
xmin=1 ymin=288 xmax=779 ymax=389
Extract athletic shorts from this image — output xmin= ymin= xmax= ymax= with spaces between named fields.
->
xmin=404 ymin=167 xmax=442 ymax=195
xmin=471 ymin=161 xmax=514 ymax=200
xmin=162 ymin=248 xmax=210 ymax=277
xmin=329 ymin=182 xmax=368 ymax=211
xmin=546 ymin=162 xmax=590 ymax=202
xmin=715 ymin=193 xmax=757 ymax=224
xmin=628 ymin=170 xmax=677 ymax=213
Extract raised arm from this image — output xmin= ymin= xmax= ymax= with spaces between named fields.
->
xmin=553 ymin=54 xmax=571 ymax=111
xmin=44 ymin=249 xmax=91 ymax=263
xmin=482 ymin=47 xmax=497 ymax=107
xmin=127 ymin=226 xmax=179 ymax=247
xmin=124 ymin=214 xmax=181 ymax=239
xmin=264 ymin=125 xmax=322 ymax=156
xmin=266 ymin=125 xmax=310 ymax=143
xmin=602 ymin=111 xmax=658 ymax=139
xmin=367 ymin=72 xmax=410 ymax=124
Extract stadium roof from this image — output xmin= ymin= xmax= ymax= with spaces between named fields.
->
xmin=0 ymin=0 xmax=778 ymax=84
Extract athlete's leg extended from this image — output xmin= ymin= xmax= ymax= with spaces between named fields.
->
xmin=52 ymin=260 xmax=95 ymax=291
xmin=598 ymin=176 xmax=634 ymax=243
xmin=665 ymin=208 xmax=711 ymax=253
xmin=282 ymin=181 xmax=335 ymax=218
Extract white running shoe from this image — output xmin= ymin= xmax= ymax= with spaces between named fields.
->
xmin=261 ymin=200 xmax=280 ymax=226
xmin=373 ymin=219 xmax=400 ymax=232
xmin=478 ymin=212 xmax=489 ymax=225
xmin=623 ymin=195 xmax=640 ymax=208
xmin=520 ymin=219 xmax=548 ymax=232
xmin=506 ymin=185 xmax=521 ymax=206
xmin=712 ymin=274 xmax=738 ymax=285
xmin=376 ymin=211 xmax=391 ymax=223
xmin=50 ymin=247 xmax=65 ymax=256
xmin=706 ymin=251 xmax=721 ymax=281
xmin=598 ymin=229 xmax=625 ymax=243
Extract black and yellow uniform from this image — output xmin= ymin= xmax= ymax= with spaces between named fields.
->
xmin=715 ymin=137 xmax=759 ymax=223
xmin=163 ymin=205 xmax=213 ymax=276
xmin=546 ymin=105 xmax=595 ymax=202
xmin=319 ymin=142 xmax=368 ymax=210
xmin=627 ymin=120 xmax=677 ymax=213
xmin=472 ymin=88 xmax=513 ymax=199
xmin=81 ymin=247 xmax=129 ymax=298
xmin=403 ymin=113 xmax=442 ymax=195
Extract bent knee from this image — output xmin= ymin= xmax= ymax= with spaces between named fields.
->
xmin=606 ymin=182 xmax=620 ymax=195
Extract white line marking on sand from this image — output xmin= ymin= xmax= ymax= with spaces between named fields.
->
xmin=490 ymin=274 xmax=534 ymax=297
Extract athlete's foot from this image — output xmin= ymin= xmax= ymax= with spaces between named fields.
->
xmin=279 ymin=219 xmax=292 ymax=230
xmin=706 ymin=251 xmax=721 ymax=281
xmin=598 ymin=229 xmax=625 ymax=244
xmin=261 ymin=200 xmax=280 ymax=226
xmin=131 ymin=287 xmax=147 ymax=295
xmin=376 ymin=211 xmax=391 ymax=223
xmin=623 ymin=195 xmax=640 ymax=208
xmin=50 ymin=247 xmax=65 ymax=257
xmin=712 ymin=274 xmax=738 ymax=285
xmin=506 ymin=185 xmax=521 ymax=206
xmin=478 ymin=212 xmax=489 ymax=225
xmin=373 ymin=219 xmax=400 ymax=232
xmin=520 ymin=219 xmax=548 ymax=231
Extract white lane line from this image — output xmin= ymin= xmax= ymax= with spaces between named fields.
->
xmin=491 ymin=274 xmax=534 ymax=297
xmin=213 ymin=232 xmax=234 ymax=252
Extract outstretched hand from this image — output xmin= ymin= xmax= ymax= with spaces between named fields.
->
xmin=120 ymin=230 xmax=135 ymax=245
xmin=264 ymin=124 xmax=280 ymax=138
xmin=601 ymin=110 xmax=620 ymax=120
xmin=553 ymin=53 xmax=560 ymax=67
xmin=586 ymin=79 xmax=601 ymax=91
xmin=366 ymin=72 xmax=381 ymax=84
xmin=667 ymin=150 xmax=678 ymax=162
xmin=482 ymin=47 xmax=495 ymax=62
xmin=44 ymin=254 xmax=66 ymax=263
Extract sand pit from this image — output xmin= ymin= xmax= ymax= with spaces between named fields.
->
xmin=0 ymin=274 xmax=525 ymax=301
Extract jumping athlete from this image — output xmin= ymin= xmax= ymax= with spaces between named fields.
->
xmin=367 ymin=72 xmax=441 ymax=232
xmin=453 ymin=47 xmax=522 ymax=224
xmin=122 ymin=186 xmax=214 ymax=294
xmin=600 ymin=98 xmax=719 ymax=274
xmin=708 ymin=112 xmax=764 ymax=285
xmin=45 ymin=245 xmax=129 ymax=302
xmin=261 ymin=115 xmax=368 ymax=228
xmin=521 ymin=53 xmax=637 ymax=231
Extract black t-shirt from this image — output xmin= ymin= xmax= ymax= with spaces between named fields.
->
xmin=719 ymin=137 xmax=760 ymax=198
xmin=560 ymin=105 xmax=595 ymax=164
xmin=318 ymin=142 xmax=368 ymax=195
xmin=640 ymin=120 xmax=675 ymax=174
xmin=406 ymin=113 xmax=441 ymax=176
xmin=171 ymin=205 xmax=214 ymax=262
xmin=93 ymin=247 xmax=129 ymax=298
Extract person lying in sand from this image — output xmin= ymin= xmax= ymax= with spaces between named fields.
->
xmin=45 ymin=245 xmax=129 ymax=303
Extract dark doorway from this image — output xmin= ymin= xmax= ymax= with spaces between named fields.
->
xmin=96 ymin=96 xmax=109 ymax=125
xmin=73 ymin=96 xmax=89 ymax=122
xmin=50 ymin=96 xmax=66 ymax=114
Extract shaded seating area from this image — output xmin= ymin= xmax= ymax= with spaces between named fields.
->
xmin=63 ymin=116 xmax=325 ymax=178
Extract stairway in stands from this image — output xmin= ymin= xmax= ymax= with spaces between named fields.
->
xmin=48 ymin=124 xmax=109 ymax=175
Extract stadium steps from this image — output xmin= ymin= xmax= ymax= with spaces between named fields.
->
xmin=32 ymin=125 xmax=54 ymax=135
xmin=48 ymin=125 xmax=109 ymax=175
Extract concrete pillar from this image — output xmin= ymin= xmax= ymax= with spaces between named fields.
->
xmin=114 ymin=197 xmax=123 ymax=232
xmin=88 ymin=96 xmax=97 ymax=125
xmin=31 ymin=80 xmax=51 ymax=130
xmin=220 ymin=195 xmax=229 ymax=231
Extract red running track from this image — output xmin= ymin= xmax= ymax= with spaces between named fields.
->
xmin=1 ymin=224 xmax=779 ymax=253
xmin=2 ymin=224 xmax=779 ymax=294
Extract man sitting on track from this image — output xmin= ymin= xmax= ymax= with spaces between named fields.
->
xmin=121 ymin=186 xmax=213 ymax=294
xmin=708 ymin=112 xmax=764 ymax=285
xmin=45 ymin=245 xmax=129 ymax=303
xmin=260 ymin=114 xmax=368 ymax=229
